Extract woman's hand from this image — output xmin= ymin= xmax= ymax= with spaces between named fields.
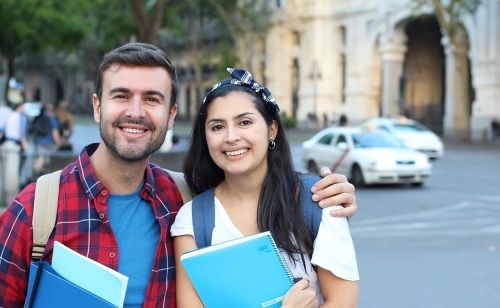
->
xmin=282 ymin=279 xmax=318 ymax=308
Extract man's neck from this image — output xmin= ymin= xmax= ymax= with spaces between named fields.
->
xmin=90 ymin=143 xmax=148 ymax=194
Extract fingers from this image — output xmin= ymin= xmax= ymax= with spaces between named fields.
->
xmin=282 ymin=279 xmax=317 ymax=308
xmin=290 ymin=279 xmax=309 ymax=292
xmin=312 ymin=179 xmax=354 ymax=204
xmin=311 ymin=173 xmax=349 ymax=194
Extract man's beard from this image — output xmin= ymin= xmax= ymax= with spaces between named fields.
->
xmin=99 ymin=115 xmax=167 ymax=162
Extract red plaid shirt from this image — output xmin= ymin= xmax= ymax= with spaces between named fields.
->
xmin=0 ymin=144 xmax=183 ymax=307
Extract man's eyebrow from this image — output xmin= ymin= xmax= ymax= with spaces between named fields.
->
xmin=108 ymin=88 xmax=166 ymax=100
xmin=109 ymin=87 xmax=131 ymax=95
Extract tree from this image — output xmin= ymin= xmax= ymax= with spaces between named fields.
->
xmin=128 ymin=0 xmax=167 ymax=44
xmin=0 ymin=0 xmax=89 ymax=104
xmin=413 ymin=0 xmax=481 ymax=46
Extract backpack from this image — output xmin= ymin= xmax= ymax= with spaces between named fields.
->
xmin=191 ymin=175 xmax=323 ymax=249
xmin=31 ymin=169 xmax=191 ymax=260
xmin=31 ymin=114 xmax=52 ymax=137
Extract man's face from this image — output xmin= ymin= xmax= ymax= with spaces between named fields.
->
xmin=93 ymin=65 xmax=177 ymax=161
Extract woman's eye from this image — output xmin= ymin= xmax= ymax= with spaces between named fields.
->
xmin=213 ymin=124 xmax=226 ymax=131
xmin=240 ymin=119 xmax=253 ymax=126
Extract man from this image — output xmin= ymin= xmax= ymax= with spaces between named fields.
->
xmin=0 ymin=43 xmax=357 ymax=307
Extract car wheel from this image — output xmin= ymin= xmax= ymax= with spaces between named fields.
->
xmin=351 ymin=164 xmax=365 ymax=187
xmin=307 ymin=160 xmax=320 ymax=174
xmin=411 ymin=182 xmax=424 ymax=188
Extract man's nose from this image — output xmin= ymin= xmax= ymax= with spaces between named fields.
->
xmin=125 ymin=96 xmax=145 ymax=118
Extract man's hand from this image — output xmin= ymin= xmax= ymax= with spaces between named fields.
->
xmin=311 ymin=167 xmax=357 ymax=217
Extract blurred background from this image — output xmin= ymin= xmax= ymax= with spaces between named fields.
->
xmin=0 ymin=0 xmax=499 ymax=307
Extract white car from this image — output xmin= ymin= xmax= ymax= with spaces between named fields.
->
xmin=302 ymin=127 xmax=432 ymax=187
xmin=361 ymin=118 xmax=444 ymax=159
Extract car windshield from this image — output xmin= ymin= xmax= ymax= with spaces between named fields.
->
xmin=392 ymin=121 xmax=428 ymax=132
xmin=352 ymin=131 xmax=403 ymax=148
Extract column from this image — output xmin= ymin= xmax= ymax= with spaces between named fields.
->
xmin=442 ymin=36 xmax=470 ymax=140
xmin=379 ymin=31 xmax=407 ymax=118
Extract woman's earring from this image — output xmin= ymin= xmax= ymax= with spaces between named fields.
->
xmin=268 ymin=139 xmax=276 ymax=150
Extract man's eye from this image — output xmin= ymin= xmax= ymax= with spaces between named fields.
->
xmin=145 ymin=97 xmax=164 ymax=105
xmin=113 ymin=94 xmax=128 ymax=100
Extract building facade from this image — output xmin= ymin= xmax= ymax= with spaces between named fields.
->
xmin=261 ymin=0 xmax=500 ymax=141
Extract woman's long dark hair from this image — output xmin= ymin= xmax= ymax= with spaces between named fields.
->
xmin=184 ymin=84 xmax=313 ymax=256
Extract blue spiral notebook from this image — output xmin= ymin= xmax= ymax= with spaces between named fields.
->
xmin=181 ymin=231 xmax=293 ymax=308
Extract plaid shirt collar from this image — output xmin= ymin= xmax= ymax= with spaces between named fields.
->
xmin=77 ymin=143 xmax=158 ymax=199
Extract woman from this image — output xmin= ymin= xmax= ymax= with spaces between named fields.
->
xmin=172 ymin=68 xmax=359 ymax=307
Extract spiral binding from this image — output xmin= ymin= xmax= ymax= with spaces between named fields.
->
xmin=266 ymin=232 xmax=294 ymax=284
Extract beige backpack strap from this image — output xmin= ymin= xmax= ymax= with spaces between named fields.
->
xmin=31 ymin=170 xmax=62 ymax=260
xmin=166 ymin=169 xmax=192 ymax=204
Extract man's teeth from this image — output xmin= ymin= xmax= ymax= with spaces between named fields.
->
xmin=225 ymin=149 xmax=247 ymax=156
xmin=123 ymin=128 xmax=145 ymax=134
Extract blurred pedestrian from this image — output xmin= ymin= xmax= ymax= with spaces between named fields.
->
xmin=0 ymin=101 xmax=29 ymax=203
xmin=339 ymin=113 xmax=348 ymax=127
xmin=55 ymin=100 xmax=74 ymax=150
xmin=0 ymin=104 xmax=13 ymax=144
xmin=491 ymin=118 xmax=500 ymax=144
xmin=32 ymin=104 xmax=61 ymax=174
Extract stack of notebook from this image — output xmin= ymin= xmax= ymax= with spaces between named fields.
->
xmin=26 ymin=241 xmax=128 ymax=308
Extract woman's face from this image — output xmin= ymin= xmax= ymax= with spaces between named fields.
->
xmin=204 ymin=91 xmax=277 ymax=178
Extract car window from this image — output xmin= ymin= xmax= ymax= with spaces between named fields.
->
xmin=378 ymin=125 xmax=390 ymax=132
xmin=352 ymin=131 xmax=403 ymax=148
xmin=317 ymin=133 xmax=334 ymax=145
xmin=335 ymin=134 xmax=347 ymax=145
xmin=393 ymin=122 xmax=428 ymax=132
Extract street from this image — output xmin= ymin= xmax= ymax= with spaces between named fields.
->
xmin=293 ymin=139 xmax=500 ymax=307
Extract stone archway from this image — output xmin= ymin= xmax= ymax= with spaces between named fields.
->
xmin=402 ymin=16 xmax=445 ymax=133
xmin=377 ymin=14 xmax=472 ymax=138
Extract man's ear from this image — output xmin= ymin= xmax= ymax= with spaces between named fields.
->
xmin=167 ymin=104 xmax=178 ymax=130
xmin=92 ymin=94 xmax=101 ymax=123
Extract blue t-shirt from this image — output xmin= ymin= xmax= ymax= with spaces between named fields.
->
xmin=107 ymin=185 xmax=160 ymax=307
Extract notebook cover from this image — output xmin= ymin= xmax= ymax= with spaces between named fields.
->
xmin=181 ymin=231 xmax=293 ymax=308
xmin=26 ymin=261 xmax=117 ymax=308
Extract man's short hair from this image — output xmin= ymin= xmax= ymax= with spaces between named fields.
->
xmin=95 ymin=42 xmax=177 ymax=107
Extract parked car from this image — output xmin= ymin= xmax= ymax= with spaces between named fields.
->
xmin=361 ymin=117 xmax=444 ymax=159
xmin=302 ymin=127 xmax=432 ymax=187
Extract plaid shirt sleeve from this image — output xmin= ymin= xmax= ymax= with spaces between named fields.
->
xmin=0 ymin=184 xmax=36 ymax=307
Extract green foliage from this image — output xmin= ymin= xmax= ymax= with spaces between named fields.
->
xmin=281 ymin=112 xmax=296 ymax=129
xmin=0 ymin=0 xmax=89 ymax=58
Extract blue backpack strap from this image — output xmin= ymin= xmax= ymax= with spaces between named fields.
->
xmin=192 ymin=188 xmax=216 ymax=249
xmin=299 ymin=175 xmax=323 ymax=240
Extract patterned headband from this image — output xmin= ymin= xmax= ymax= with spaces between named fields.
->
xmin=202 ymin=68 xmax=280 ymax=113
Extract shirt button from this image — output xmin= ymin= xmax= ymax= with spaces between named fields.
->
xmin=99 ymin=213 xmax=105 ymax=219
xmin=109 ymin=252 xmax=115 ymax=258
xmin=101 ymin=190 xmax=107 ymax=196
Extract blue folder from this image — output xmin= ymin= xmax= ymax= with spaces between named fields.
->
xmin=25 ymin=261 xmax=116 ymax=308
xmin=181 ymin=231 xmax=294 ymax=308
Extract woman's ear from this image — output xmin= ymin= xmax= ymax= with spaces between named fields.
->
xmin=269 ymin=120 xmax=278 ymax=140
